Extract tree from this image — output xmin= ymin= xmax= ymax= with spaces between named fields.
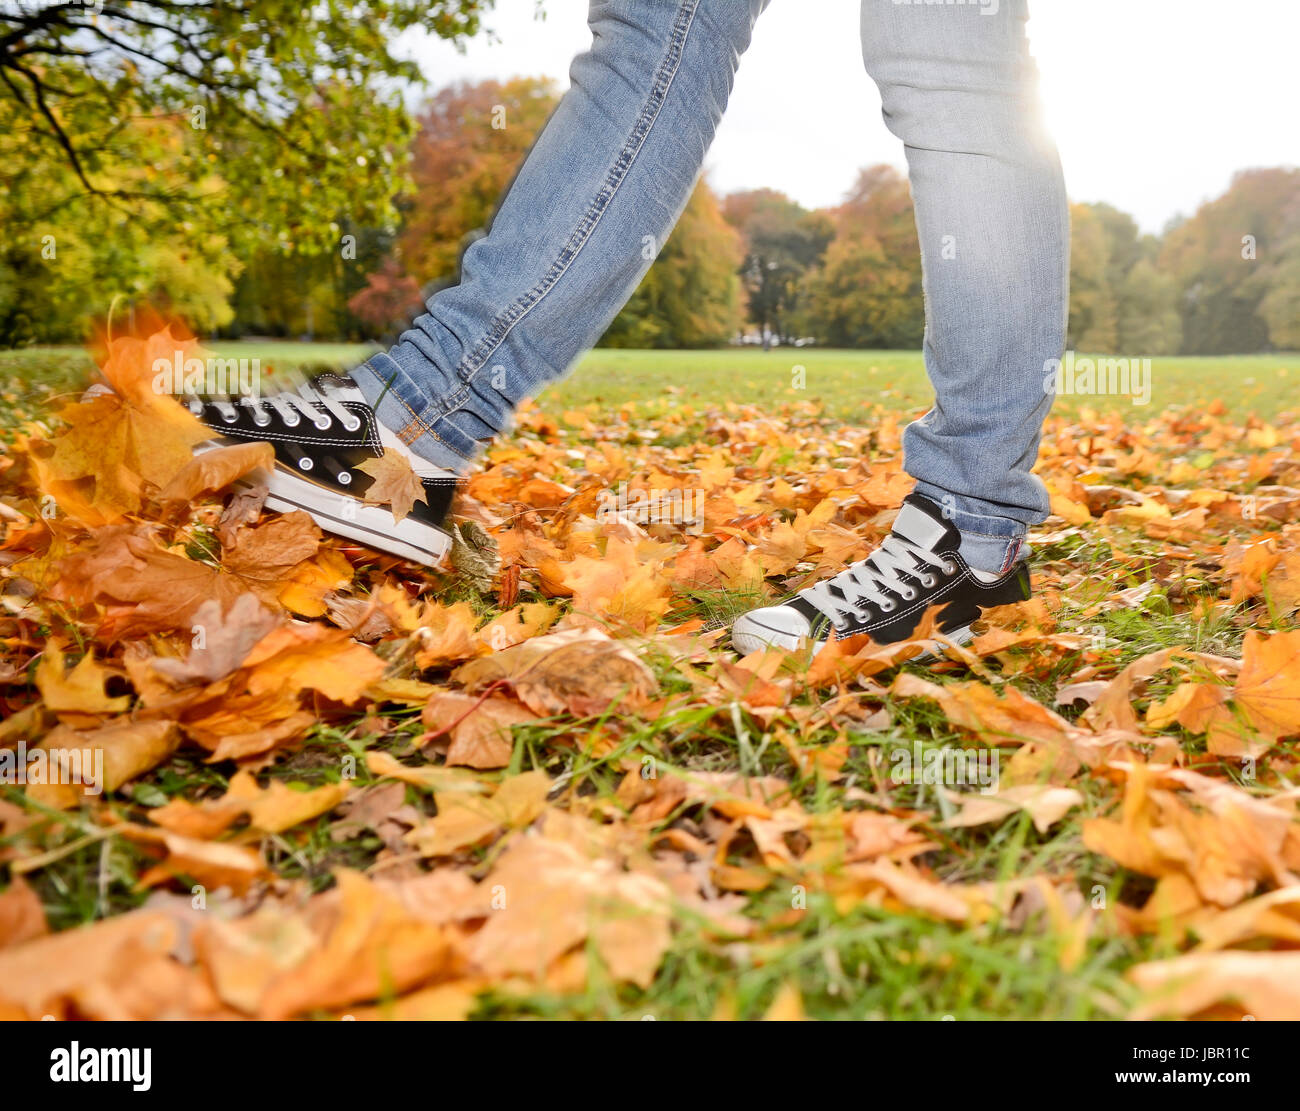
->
xmin=1068 ymin=201 xmax=1182 ymax=354
xmin=1159 ymin=168 xmax=1300 ymax=354
xmin=799 ymin=166 xmax=923 ymax=349
xmin=723 ymin=189 xmax=832 ymax=343
xmin=1117 ymin=259 xmax=1182 ymax=355
xmin=601 ymin=182 xmax=744 ymax=348
xmin=0 ymin=105 xmax=239 ymax=344
xmin=0 ymin=1 xmax=491 ymax=250
xmin=397 ymin=77 xmax=561 ymax=284
xmin=348 ymin=258 xmax=427 ymax=337
xmin=1068 ymin=203 xmax=1119 ymax=352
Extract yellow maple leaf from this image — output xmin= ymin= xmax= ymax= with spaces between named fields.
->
xmin=356 ymin=452 xmax=427 ymax=522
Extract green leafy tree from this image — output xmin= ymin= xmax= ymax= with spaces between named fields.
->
xmin=0 ymin=105 xmax=239 ymax=344
xmin=723 ymin=189 xmax=832 ymax=343
xmin=1067 ymin=203 xmax=1119 ymax=352
xmin=800 ymin=165 xmax=923 ymax=349
xmin=0 ymin=2 xmax=493 ymax=342
xmin=1117 ymin=259 xmax=1182 ymax=355
xmin=601 ymin=182 xmax=744 ymax=348
xmin=1159 ymin=168 xmax=1300 ymax=354
xmin=0 ymin=1 xmax=491 ymax=249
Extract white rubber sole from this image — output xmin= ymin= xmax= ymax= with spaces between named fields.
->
xmin=731 ymin=614 xmax=972 ymax=657
xmin=245 ymin=467 xmax=452 ymax=568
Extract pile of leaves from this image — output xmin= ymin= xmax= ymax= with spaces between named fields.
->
xmin=0 ymin=327 xmax=1298 ymax=1020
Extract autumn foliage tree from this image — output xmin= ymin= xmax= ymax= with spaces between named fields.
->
xmin=396 ymin=78 xmax=562 ymax=284
xmin=363 ymin=76 xmax=743 ymax=348
xmin=798 ymin=165 xmax=924 ymax=349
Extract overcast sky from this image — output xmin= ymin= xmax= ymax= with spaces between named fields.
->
xmin=400 ymin=0 xmax=1299 ymax=233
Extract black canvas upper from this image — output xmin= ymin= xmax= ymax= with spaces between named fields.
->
xmin=784 ymin=493 xmax=1030 ymax=644
xmin=189 ymin=373 xmax=455 ymax=527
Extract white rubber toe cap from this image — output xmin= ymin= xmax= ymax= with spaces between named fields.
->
xmin=731 ymin=605 xmax=815 ymax=654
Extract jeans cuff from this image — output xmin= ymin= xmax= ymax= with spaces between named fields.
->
xmin=911 ymin=481 xmax=1028 ymax=575
xmin=351 ymin=354 xmax=478 ymax=473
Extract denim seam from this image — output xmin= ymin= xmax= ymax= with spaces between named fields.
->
xmin=367 ymin=359 xmax=474 ymax=463
xmin=956 ymin=527 xmax=1024 ymax=540
xmin=394 ymin=0 xmax=702 ymax=443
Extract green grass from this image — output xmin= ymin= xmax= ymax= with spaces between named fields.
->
xmin=2 ymin=343 xmax=1296 ymax=424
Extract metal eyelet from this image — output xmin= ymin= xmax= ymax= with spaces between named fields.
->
xmin=338 ymin=472 xmax=351 ymax=486
xmin=343 ymin=419 xmax=361 ymax=433
xmin=942 ymin=562 xmax=957 ymax=576
xmin=298 ymin=457 xmax=313 ymax=470
xmin=901 ymin=588 xmax=916 ymax=600
xmin=921 ymin=575 xmax=936 ymax=588
xmin=880 ymin=600 xmax=896 ymax=613
xmin=313 ymin=417 xmax=331 ymax=430
xmin=252 ymin=414 xmax=271 ymax=427
xmin=283 ymin=414 xmax=300 ymax=427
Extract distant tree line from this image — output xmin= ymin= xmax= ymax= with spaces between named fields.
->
xmin=4 ymin=65 xmax=1296 ymax=356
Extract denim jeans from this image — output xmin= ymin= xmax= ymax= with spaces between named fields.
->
xmin=352 ymin=0 xmax=1068 ymax=574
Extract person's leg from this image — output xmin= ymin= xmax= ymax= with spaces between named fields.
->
xmin=860 ymin=0 xmax=1068 ymax=574
xmin=352 ymin=0 xmax=769 ymax=470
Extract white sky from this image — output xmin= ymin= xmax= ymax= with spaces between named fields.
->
xmin=400 ymin=0 xmax=1300 ymax=234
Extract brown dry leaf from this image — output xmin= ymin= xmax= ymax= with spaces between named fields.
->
xmin=414 ymin=601 xmax=484 ymax=668
xmin=423 ymin=691 xmax=537 ymax=769
xmin=1129 ymin=951 xmax=1300 ymax=1019
xmin=38 ymin=329 xmax=212 ymax=523
xmin=194 ymin=870 xmax=452 ymax=1019
xmin=406 ymin=769 xmax=551 ymax=857
xmin=54 ymin=524 xmax=247 ymax=637
xmin=848 ymin=859 xmax=976 ymax=922
xmin=454 ymin=626 xmax=658 ymax=718
xmin=1232 ymin=630 xmax=1300 ymax=740
xmin=0 ymin=909 xmax=179 ymax=1018
xmin=463 ymin=832 xmax=671 ymax=988
xmin=35 ymin=643 xmax=129 ymax=715
xmin=238 ymin=622 xmax=387 ymax=706
xmin=0 ymin=876 xmax=47 ymax=950
xmin=891 ymin=673 xmax=1074 ymax=747
xmin=156 ymin=441 xmax=275 ymax=509
xmin=558 ymin=538 xmax=674 ymax=633
xmin=356 ymin=452 xmax=427 ymax=522
xmin=40 ymin=719 xmax=181 ymax=798
xmin=943 ymin=785 xmax=1084 ymax=835
xmin=342 ymin=979 xmax=484 ymax=1021
xmin=221 ymin=511 xmax=322 ymax=597
xmin=150 ymin=594 xmax=280 ymax=685
xmin=225 ymin=771 xmax=352 ymax=834
xmin=364 ymin=751 xmax=486 ymax=796
xmin=132 ymin=830 xmax=269 ymax=894
xmin=1081 ymin=763 xmax=1295 ymax=909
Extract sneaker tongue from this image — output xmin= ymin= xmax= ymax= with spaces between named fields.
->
xmin=312 ymin=373 xmax=364 ymax=404
xmin=891 ymin=495 xmax=960 ymax=553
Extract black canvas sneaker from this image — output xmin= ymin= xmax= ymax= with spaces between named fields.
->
xmin=184 ymin=372 xmax=457 ymax=567
xmin=731 ymin=493 xmax=1031 ymax=654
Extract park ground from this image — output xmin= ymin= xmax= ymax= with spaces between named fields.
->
xmin=0 ymin=342 xmax=1297 ymax=1020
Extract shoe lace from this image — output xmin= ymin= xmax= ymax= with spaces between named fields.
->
xmin=201 ymin=376 xmax=362 ymax=433
xmin=798 ymin=534 xmax=955 ymax=627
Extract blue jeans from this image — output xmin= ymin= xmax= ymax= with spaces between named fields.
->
xmin=352 ymin=0 xmax=1067 ymax=574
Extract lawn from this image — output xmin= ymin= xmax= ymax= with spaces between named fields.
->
xmin=3 ymin=342 xmax=1295 ymax=423
xmin=0 ymin=339 xmax=1297 ymax=1021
